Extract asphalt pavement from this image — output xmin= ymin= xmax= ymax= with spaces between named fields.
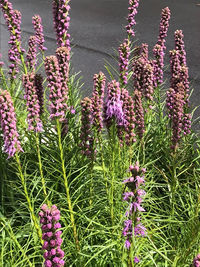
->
xmin=0 ymin=0 xmax=200 ymax=121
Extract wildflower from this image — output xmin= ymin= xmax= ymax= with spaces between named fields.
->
xmin=23 ymin=73 xmax=43 ymax=132
xmin=52 ymin=0 xmax=71 ymax=50
xmin=44 ymin=56 xmax=68 ymax=121
xmin=0 ymin=89 xmax=22 ymax=158
xmin=26 ymin=36 xmax=37 ymax=70
xmin=32 ymin=15 xmax=47 ymax=52
xmin=91 ymin=72 xmax=106 ymax=133
xmin=80 ymin=97 xmax=94 ymax=157
xmin=34 ymin=74 xmax=44 ymax=117
xmin=133 ymin=89 xmax=145 ymax=138
xmin=139 ymin=43 xmax=149 ymax=61
xmin=152 ymin=44 xmax=164 ymax=87
xmin=104 ymin=80 xmax=125 ymax=129
xmin=56 ymin=46 xmax=70 ymax=83
xmin=122 ymin=162 xmax=146 ymax=262
xmin=39 ymin=204 xmax=65 ymax=267
xmin=157 ymin=7 xmax=171 ymax=49
xmin=126 ymin=0 xmax=140 ymax=37
xmin=118 ymin=39 xmax=130 ymax=86
xmin=174 ymin=30 xmax=187 ymax=66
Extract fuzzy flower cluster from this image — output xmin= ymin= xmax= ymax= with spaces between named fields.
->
xmin=52 ymin=0 xmax=71 ymax=50
xmin=80 ymin=97 xmax=94 ymax=157
xmin=39 ymin=204 xmax=65 ymax=267
xmin=32 ymin=15 xmax=47 ymax=52
xmin=174 ymin=30 xmax=187 ymax=66
xmin=0 ymin=89 xmax=22 ymax=158
xmin=133 ymin=57 xmax=154 ymax=102
xmin=26 ymin=36 xmax=37 ymax=70
xmin=123 ymin=162 xmax=146 ymax=263
xmin=34 ymin=74 xmax=44 ymax=117
xmin=45 ymin=56 xmax=68 ymax=121
xmin=133 ymin=89 xmax=145 ymax=138
xmin=193 ymin=254 xmax=200 ymax=267
xmin=23 ymin=73 xmax=43 ymax=132
xmin=56 ymin=46 xmax=70 ymax=89
xmin=91 ymin=72 xmax=106 ymax=133
xmin=157 ymin=7 xmax=171 ymax=49
xmin=118 ymin=89 xmax=136 ymax=145
xmin=118 ymin=39 xmax=130 ymax=86
xmin=104 ymin=80 xmax=124 ymax=129
xmin=152 ymin=43 xmax=164 ymax=87
xmin=0 ymin=1 xmax=24 ymax=77
xmin=126 ymin=0 xmax=140 ymax=37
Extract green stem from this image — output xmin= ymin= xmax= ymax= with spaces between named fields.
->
xmin=35 ymin=133 xmax=50 ymax=205
xmin=15 ymin=153 xmax=42 ymax=244
xmin=98 ymin=134 xmax=108 ymax=194
xmin=56 ymin=119 xmax=80 ymax=251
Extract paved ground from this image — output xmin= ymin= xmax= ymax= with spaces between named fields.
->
xmin=0 ymin=0 xmax=200 ymax=122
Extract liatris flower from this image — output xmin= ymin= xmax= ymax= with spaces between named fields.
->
xmin=123 ymin=162 xmax=146 ymax=253
xmin=152 ymin=43 xmax=164 ymax=87
xmin=157 ymin=7 xmax=171 ymax=49
xmin=193 ymin=254 xmax=200 ymax=267
xmin=0 ymin=89 xmax=22 ymax=158
xmin=126 ymin=0 xmax=140 ymax=37
xmin=169 ymin=49 xmax=181 ymax=92
xmin=32 ymin=15 xmax=47 ymax=52
xmin=34 ymin=74 xmax=44 ymax=117
xmin=118 ymin=39 xmax=130 ymax=86
xmin=171 ymin=90 xmax=184 ymax=150
xmin=0 ymin=54 xmax=4 ymax=67
xmin=52 ymin=0 xmax=71 ymax=50
xmin=26 ymin=36 xmax=37 ymax=70
xmin=132 ymin=57 xmax=144 ymax=92
xmin=142 ymin=61 xmax=154 ymax=102
xmin=133 ymin=89 xmax=145 ymax=138
xmin=44 ymin=56 xmax=68 ymax=121
xmin=139 ymin=43 xmax=149 ymax=61
xmin=174 ymin=30 xmax=187 ymax=66
xmin=39 ymin=204 xmax=65 ymax=267
xmin=23 ymin=73 xmax=43 ymax=132
xmin=104 ymin=80 xmax=125 ymax=129
xmin=91 ymin=72 xmax=106 ymax=133
xmin=56 ymin=46 xmax=70 ymax=86
xmin=80 ymin=97 xmax=94 ymax=157
xmin=166 ymin=87 xmax=175 ymax=118
xmin=119 ymin=89 xmax=136 ymax=145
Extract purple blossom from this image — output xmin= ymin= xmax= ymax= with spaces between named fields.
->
xmin=26 ymin=36 xmax=37 ymax=70
xmin=39 ymin=204 xmax=65 ymax=267
xmin=134 ymin=256 xmax=140 ymax=263
xmin=118 ymin=39 xmax=130 ymax=86
xmin=193 ymin=254 xmax=200 ymax=267
xmin=0 ymin=1 xmax=24 ymax=77
xmin=104 ymin=80 xmax=125 ymax=129
xmin=0 ymin=90 xmax=22 ymax=158
xmin=44 ymin=56 xmax=68 ymax=121
xmin=126 ymin=0 xmax=140 ymax=37
xmin=34 ymin=74 xmax=44 ymax=117
xmin=23 ymin=73 xmax=43 ymax=132
xmin=174 ymin=30 xmax=187 ymax=66
xmin=52 ymin=0 xmax=71 ymax=50
xmin=152 ymin=44 xmax=164 ymax=87
xmin=122 ymin=162 xmax=146 ymax=258
xmin=32 ymin=15 xmax=47 ymax=51
xmin=139 ymin=43 xmax=149 ymax=61
xmin=157 ymin=7 xmax=171 ymax=49
xmin=91 ymin=72 xmax=106 ymax=133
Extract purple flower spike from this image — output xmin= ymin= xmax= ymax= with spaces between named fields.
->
xmin=118 ymin=39 xmax=130 ymax=86
xmin=157 ymin=7 xmax=171 ymax=49
xmin=44 ymin=56 xmax=68 ymax=121
xmin=34 ymin=74 xmax=44 ymax=117
xmin=104 ymin=80 xmax=125 ymax=129
xmin=80 ymin=97 xmax=94 ymax=158
xmin=23 ymin=73 xmax=43 ymax=132
xmin=152 ymin=44 xmax=164 ymax=87
xmin=126 ymin=0 xmax=140 ymax=38
xmin=122 ymin=162 xmax=146 ymax=264
xmin=26 ymin=36 xmax=37 ymax=70
xmin=174 ymin=30 xmax=187 ymax=66
xmin=32 ymin=15 xmax=47 ymax=52
xmin=91 ymin=72 xmax=106 ymax=133
xmin=0 ymin=90 xmax=22 ymax=158
xmin=193 ymin=254 xmax=200 ymax=267
xmin=139 ymin=43 xmax=149 ymax=61
xmin=39 ymin=205 xmax=65 ymax=267
xmin=52 ymin=0 xmax=71 ymax=50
